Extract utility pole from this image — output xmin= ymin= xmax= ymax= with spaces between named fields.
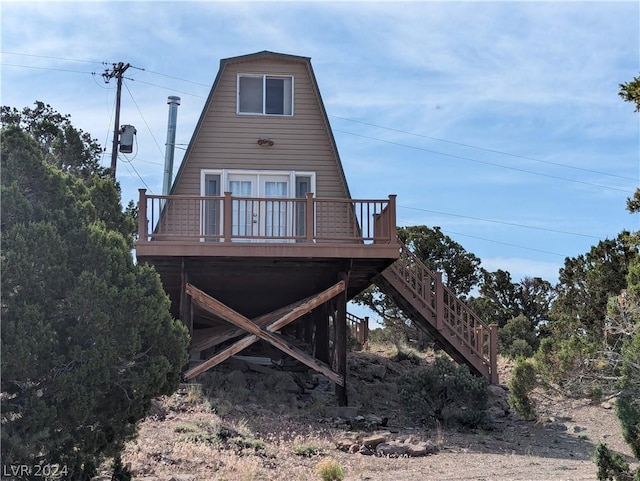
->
xmin=102 ymin=62 xmax=131 ymax=179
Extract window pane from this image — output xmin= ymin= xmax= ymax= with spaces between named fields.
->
xmin=265 ymin=77 xmax=292 ymax=115
xmin=265 ymin=78 xmax=284 ymax=115
xmin=239 ymin=76 xmax=263 ymax=113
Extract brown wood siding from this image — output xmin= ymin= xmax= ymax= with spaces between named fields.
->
xmin=168 ymin=55 xmax=353 ymax=239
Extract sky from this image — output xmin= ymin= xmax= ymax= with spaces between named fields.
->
xmin=2 ymin=1 xmax=639 ymax=298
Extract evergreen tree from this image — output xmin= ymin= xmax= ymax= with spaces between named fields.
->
xmin=1 ymin=114 xmax=189 ymax=478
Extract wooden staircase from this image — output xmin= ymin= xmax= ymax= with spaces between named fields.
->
xmin=374 ymin=240 xmax=499 ymax=383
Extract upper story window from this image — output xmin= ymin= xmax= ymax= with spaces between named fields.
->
xmin=238 ymin=75 xmax=293 ymax=116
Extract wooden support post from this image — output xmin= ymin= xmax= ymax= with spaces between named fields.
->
xmin=489 ymin=324 xmax=499 ymax=384
xmin=180 ymin=258 xmax=193 ymax=335
xmin=305 ymin=192 xmax=314 ymax=242
xmin=363 ymin=316 xmax=369 ymax=345
xmin=335 ymin=273 xmax=348 ymax=406
xmin=314 ymin=304 xmax=330 ymax=364
xmin=223 ymin=191 xmax=232 ymax=242
xmin=304 ymin=313 xmax=315 ymax=345
xmin=138 ymin=189 xmax=147 ymax=242
xmin=388 ymin=194 xmax=397 ymax=242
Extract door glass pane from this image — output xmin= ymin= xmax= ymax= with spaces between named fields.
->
xmin=229 ymin=180 xmax=254 ymax=237
xmin=204 ymin=175 xmax=220 ymax=239
xmin=264 ymin=181 xmax=288 ymax=237
xmin=295 ymin=177 xmax=311 ymax=238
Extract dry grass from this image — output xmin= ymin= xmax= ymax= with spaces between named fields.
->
xmin=109 ymin=346 xmax=637 ymax=481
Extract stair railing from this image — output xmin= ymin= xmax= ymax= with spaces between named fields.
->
xmin=389 ymin=240 xmax=498 ymax=383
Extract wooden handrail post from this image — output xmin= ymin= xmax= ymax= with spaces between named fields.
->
xmin=435 ymin=272 xmax=444 ymax=330
xmin=305 ymin=192 xmax=314 ymax=242
xmin=223 ymin=191 xmax=232 ymax=242
xmin=475 ymin=325 xmax=484 ymax=355
xmin=138 ymin=189 xmax=147 ymax=242
xmin=388 ymin=194 xmax=397 ymax=242
xmin=489 ymin=324 xmax=499 ymax=384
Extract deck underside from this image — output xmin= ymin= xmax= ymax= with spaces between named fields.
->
xmin=137 ymin=252 xmax=396 ymax=326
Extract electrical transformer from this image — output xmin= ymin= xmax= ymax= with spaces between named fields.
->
xmin=119 ymin=125 xmax=137 ymax=153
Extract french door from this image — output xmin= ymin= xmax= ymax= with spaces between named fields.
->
xmin=227 ymin=173 xmax=290 ymax=240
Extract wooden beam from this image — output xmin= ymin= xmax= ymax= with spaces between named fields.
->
xmin=191 ymin=284 xmax=345 ymax=353
xmin=334 ymin=272 xmax=349 ymax=406
xmin=184 ymin=281 xmax=346 ymax=382
xmin=180 ymin=258 xmax=193 ymax=335
xmin=186 ymin=285 xmax=343 ymax=385
xmin=185 ymin=334 xmax=260 ymax=379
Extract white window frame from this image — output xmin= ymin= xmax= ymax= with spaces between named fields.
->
xmin=199 ymin=169 xmax=316 ymax=241
xmin=237 ymin=74 xmax=294 ymax=116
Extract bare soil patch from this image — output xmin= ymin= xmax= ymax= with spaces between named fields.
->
xmin=111 ymin=346 xmax=637 ymax=481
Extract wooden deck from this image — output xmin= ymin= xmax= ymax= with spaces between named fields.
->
xmin=135 ymin=189 xmax=401 ymax=320
xmin=135 ymin=189 xmax=400 ymax=406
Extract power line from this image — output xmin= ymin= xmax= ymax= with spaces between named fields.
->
xmin=127 ymin=78 xmax=205 ymax=98
xmin=330 ymin=114 xmax=637 ymax=182
xmin=398 ymin=205 xmax=602 ymax=239
xmin=439 ymin=229 xmax=569 ymax=258
xmin=129 ymin=65 xmax=210 ymax=87
xmin=335 ymin=129 xmax=636 ymax=194
xmin=1 ymin=63 xmax=93 ymax=75
xmin=123 ymin=82 xmax=165 ymax=158
xmin=1 ymin=51 xmax=106 ymax=64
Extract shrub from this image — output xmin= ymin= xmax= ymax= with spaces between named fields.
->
xmin=617 ymin=331 xmax=640 ymax=460
xmin=594 ymin=443 xmax=636 ymax=481
xmin=397 ymin=356 xmax=489 ymax=428
xmin=508 ymin=358 xmax=537 ymax=420
xmin=293 ymin=442 xmax=323 ymax=457
xmin=314 ymin=458 xmax=344 ymax=481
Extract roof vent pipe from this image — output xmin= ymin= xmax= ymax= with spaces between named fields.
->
xmin=163 ymin=96 xmax=181 ymax=196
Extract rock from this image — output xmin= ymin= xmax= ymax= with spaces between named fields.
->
xmin=370 ymin=364 xmax=387 ymax=379
xmin=282 ymin=374 xmax=301 ymax=393
xmin=405 ymin=444 xmax=427 ymax=457
xmin=363 ymin=434 xmax=387 ymax=449
xmin=409 ymin=440 xmax=438 ymax=456
xmin=336 ymin=438 xmax=357 ymax=452
xmin=333 ymin=406 xmax=358 ymax=419
xmin=358 ymin=445 xmax=374 ymax=455
xmin=376 ymin=442 xmax=408 ymax=457
xmin=169 ymin=476 xmax=196 ymax=481
xmin=573 ymin=426 xmax=584 ymax=433
xmin=226 ymin=370 xmax=247 ymax=389
xmin=601 ymin=401 xmax=613 ymax=410
xmin=147 ymin=398 xmax=166 ymax=420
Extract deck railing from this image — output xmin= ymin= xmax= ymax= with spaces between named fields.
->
xmin=137 ymin=189 xmax=397 ymax=245
xmin=346 ymin=312 xmax=369 ymax=346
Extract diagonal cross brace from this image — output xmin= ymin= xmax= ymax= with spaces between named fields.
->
xmin=183 ymin=281 xmax=346 ymax=383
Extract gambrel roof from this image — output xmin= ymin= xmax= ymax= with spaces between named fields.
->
xmin=170 ymin=51 xmax=351 ymax=199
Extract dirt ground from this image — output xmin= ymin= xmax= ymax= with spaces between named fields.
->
xmin=114 ymin=346 xmax=638 ymax=481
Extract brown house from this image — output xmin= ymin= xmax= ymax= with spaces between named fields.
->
xmin=136 ymin=51 xmax=497 ymax=405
